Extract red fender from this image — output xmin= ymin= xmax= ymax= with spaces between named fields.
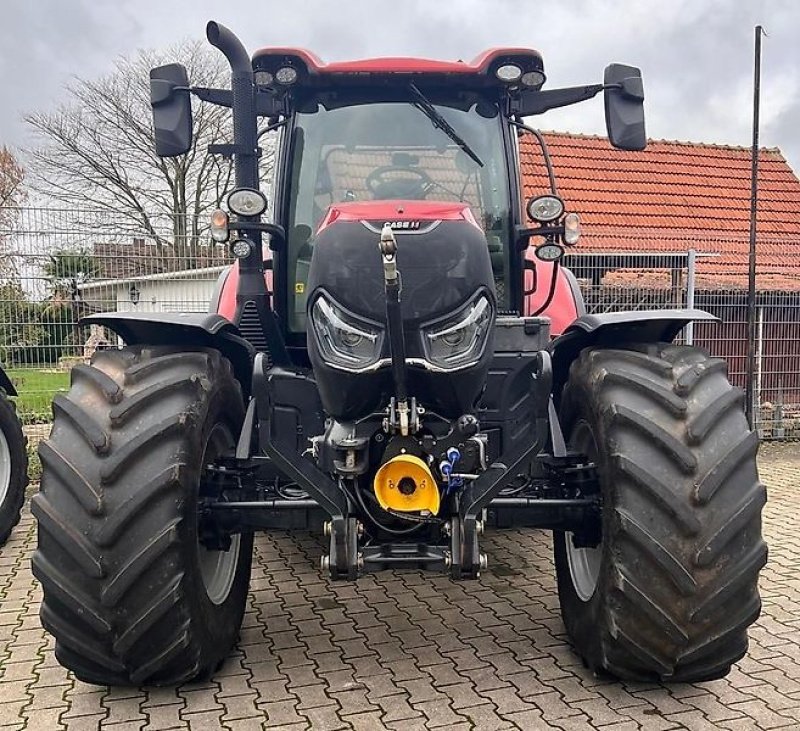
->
xmin=215 ymin=258 xmax=274 ymax=322
xmin=522 ymin=251 xmax=583 ymax=336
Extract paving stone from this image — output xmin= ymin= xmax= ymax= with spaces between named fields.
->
xmin=0 ymin=449 xmax=797 ymax=730
xmin=142 ymin=703 xmax=185 ymax=728
xmin=62 ymin=714 xmax=108 ymax=731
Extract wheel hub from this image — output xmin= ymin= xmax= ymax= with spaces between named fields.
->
xmin=0 ymin=427 xmax=11 ymax=505
xmin=197 ymin=423 xmax=240 ymax=605
xmin=565 ymin=419 xmax=603 ymax=602
xmin=199 ymin=533 xmax=241 ymax=605
xmin=565 ymin=533 xmax=602 ymax=601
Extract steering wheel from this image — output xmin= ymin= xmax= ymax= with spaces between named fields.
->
xmin=366 ymin=165 xmax=434 ymax=200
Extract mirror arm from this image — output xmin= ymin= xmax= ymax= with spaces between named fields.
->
xmin=511 ymin=81 xmax=635 ymax=117
xmin=515 ymin=224 xmax=564 ymax=249
xmin=190 ymin=86 xmax=233 ymax=107
xmin=512 ymin=83 xmax=603 ymax=116
xmin=180 ymin=86 xmax=282 ymax=117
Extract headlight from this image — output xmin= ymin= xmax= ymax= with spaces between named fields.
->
xmin=230 ymin=239 xmax=252 ymax=259
xmin=527 ymin=194 xmax=564 ymax=223
xmin=535 ymin=241 xmax=564 ymax=262
xmin=227 ymin=188 xmax=267 ymax=217
xmin=422 ymin=295 xmax=492 ymax=370
xmin=311 ymin=296 xmax=384 ymax=370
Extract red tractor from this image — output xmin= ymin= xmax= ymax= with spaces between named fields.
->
xmin=34 ymin=22 xmax=766 ymax=686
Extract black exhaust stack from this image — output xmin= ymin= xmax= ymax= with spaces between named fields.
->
xmin=206 ymin=21 xmax=289 ymax=365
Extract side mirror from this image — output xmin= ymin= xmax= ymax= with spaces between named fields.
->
xmin=604 ymin=64 xmax=646 ymax=151
xmin=150 ymin=64 xmax=193 ymax=157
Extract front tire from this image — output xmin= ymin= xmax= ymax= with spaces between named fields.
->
xmin=555 ymin=343 xmax=767 ymax=682
xmin=0 ymin=390 xmax=27 ymax=546
xmin=33 ymin=346 xmax=253 ymax=685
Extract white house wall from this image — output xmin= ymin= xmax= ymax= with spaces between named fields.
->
xmin=82 ymin=277 xmax=221 ymax=315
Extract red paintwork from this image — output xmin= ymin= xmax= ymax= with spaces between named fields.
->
xmin=216 ymin=258 xmax=274 ymax=322
xmin=317 ymin=200 xmax=482 ymax=233
xmin=216 ymin=212 xmax=580 ymax=336
xmin=251 ymin=47 xmax=543 ymax=77
xmin=218 ymin=248 xmax=580 ymax=335
xmin=522 ymin=251 xmax=581 ymax=336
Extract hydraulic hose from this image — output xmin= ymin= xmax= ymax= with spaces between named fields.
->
xmin=531 ymin=260 xmax=561 ymax=317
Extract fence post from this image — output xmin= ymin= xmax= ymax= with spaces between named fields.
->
xmin=685 ymin=248 xmax=696 ymax=345
xmin=755 ymin=305 xmax=764 ymax=433
xmin=745 ymin=25 xmax=764 ymax=430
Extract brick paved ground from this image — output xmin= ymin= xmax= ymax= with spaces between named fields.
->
xmin=1 ymin=444 xmax=798 ymax=730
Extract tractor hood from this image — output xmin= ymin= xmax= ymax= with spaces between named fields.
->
xmin=306 ymin=200 xmax=496 ymax=420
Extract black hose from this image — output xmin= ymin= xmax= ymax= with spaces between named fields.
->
xmin=510 ymin=119 xmax=558 ymax=196
xmin=531 ymin=259 xmax=561 ymax=317
xmin=347 ymin=480 xmax=425 ymax=536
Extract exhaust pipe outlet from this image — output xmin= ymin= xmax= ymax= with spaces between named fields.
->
xmin=206 ymin=21 xmax=251 ymax=73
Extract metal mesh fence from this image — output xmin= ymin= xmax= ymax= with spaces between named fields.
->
xmin=566 ymin=244 xmax=800 ymax=439
xmin=1 ymin=206 xmax=797 ymax=444
xmin=0 ymin=206 xmax=232 ymax=442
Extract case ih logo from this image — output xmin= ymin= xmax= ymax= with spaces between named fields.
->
xmin=384 ymin=220 xmax=421 ymax=231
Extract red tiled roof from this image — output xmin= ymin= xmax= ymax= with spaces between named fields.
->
xmin=520 ymin=133 xmax=800 ymax=291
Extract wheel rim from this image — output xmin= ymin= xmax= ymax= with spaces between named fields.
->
xmin=0 ymin=427 xmax=11 ymax=506
xmin=565 ymin=420 xmax=603 ymax=602
xmin=197 ymin=423 xmax=240 ymax=605
xmin=565 ymin=531 xmax=602 ymax=602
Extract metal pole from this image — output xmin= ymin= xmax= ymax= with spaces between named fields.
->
xmin=745 ymin=26 xmax=764 ymax=429
xmin=685 ymin=248 xmax=696 ymax=345
xmin=755 ymin=305 xmax=764 ymax=433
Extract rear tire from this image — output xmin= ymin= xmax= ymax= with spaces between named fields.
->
xmin=33 ymin=346 xmax=253 ymax=685
xmin=555 ymin=343 xmax=766 ymax=682
xmin=0 ymin=390 xmax=27 ymax=546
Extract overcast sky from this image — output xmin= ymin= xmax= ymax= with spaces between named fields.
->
xmin=2 ymin=0 xmax=798 ymax=173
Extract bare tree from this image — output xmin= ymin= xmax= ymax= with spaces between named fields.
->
xmin=0 ymin=147 xmax=26 ymax=276
xmin=25 ymin=41 xmax=273 ymax=263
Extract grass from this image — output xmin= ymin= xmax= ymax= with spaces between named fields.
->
xmin=5 ymin=367 xmax=70 ymax=425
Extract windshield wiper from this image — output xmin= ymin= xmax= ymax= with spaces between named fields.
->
xmin=408 ymin=83 xmax=484 ymax=168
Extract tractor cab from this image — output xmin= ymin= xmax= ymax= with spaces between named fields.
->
xmin=149 ymin=29 xmax=646 ymax=365
xmin=280 ymin=88 xmax=515 ymax=331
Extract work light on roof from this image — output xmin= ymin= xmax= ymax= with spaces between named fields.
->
xmin=227 ymin=188 xmax=267 ymax=217
xmin=521 ymin=70 xmax=545 ymax=88
xmin=495 ymin=63 xmax=523 ymax=83
xmin=275 ymin=66 xmax=299 ymax=85
xmin=254 ymin=70 xmax=273 ymax=86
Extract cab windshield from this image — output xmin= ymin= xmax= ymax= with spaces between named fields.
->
xmin=285 ymin=97 xmax=512 ymax=331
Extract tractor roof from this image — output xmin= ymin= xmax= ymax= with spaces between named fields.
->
xmin=251 ymin=47 xmax=545 ymax=90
